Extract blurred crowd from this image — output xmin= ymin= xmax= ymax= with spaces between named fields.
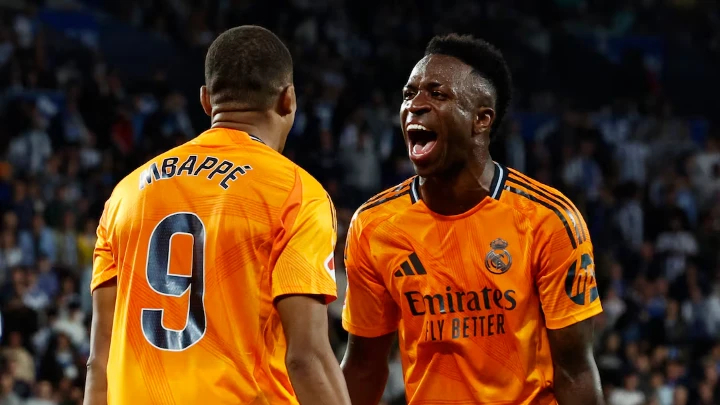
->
xmin=1 ymin=0 xmax=720 ymax=404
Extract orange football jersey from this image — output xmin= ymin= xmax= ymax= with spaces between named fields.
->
xmin=342 ymin=162 xmax=602 ymax=404
xmin=92 ymin=128 xmax=338 ymax=404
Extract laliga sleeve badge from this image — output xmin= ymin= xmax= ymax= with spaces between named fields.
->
xmin=324 ymin=252 xmax=337 ymax=282
xmin=485 ymin=238 xmax=512 ymax=275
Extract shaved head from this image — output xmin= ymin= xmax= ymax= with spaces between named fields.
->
xmin=205 ymin=25 xmax=293 ymax=110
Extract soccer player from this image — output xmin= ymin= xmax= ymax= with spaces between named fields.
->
xmin=83 ymin=26 xmax=351 ymax=405
xmin=341 ymin=34 xmax=605 ymax=405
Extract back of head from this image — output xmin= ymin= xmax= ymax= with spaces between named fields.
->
xmin=424 ymin=34 xmax=513 ymax=139
xmin=205 ymin=26 xmax=293 ymax=110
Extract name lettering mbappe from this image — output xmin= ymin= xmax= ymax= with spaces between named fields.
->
xmin=138 ymin=155 xmax=253 ymax=190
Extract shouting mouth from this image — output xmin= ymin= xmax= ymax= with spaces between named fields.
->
xmin=406 ymin=124 xmax=438 ymax=163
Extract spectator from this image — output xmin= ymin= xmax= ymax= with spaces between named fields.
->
xmin=6 ymin=108 xmax=52 ymax=177
xmin=1 ymin=332 xmax=34 ymax=387
xmin=662 ymin=300 xmax=688 ymax=345
xmin=615 ymin=182 xmax=644 ymax=251
xmin=11 ymin=181 xmax=34 ymax=232
xmin=602 ymin=287 xmax=627 ymax=329
xmin=44 ymin=185 xmax=71 ymax=230
xmin=0 ymin=232 xmax=22 ymax=282
xmin=562 ymin=134 xmax=603 ymax=202
xmin=0 ymin=372 xmax=23 ymax=405
xmin=35 ymin=256 xmax=58 ymax=302
xmin=76 ymin=219 xmax=96 ymax=269
xmin=37 ymin=334 xmax=78 ymax=384
xmin=51 ymin=302 xmax=85 ymax=352
xmin=597 ymin=332 xmax=624 ymax=381
xmin=0 ymin=1 xmax=719 ymax=402
xmin=340 ymin=122 xmax=382 ymax=207
xmin=23 ymin=272 xmax=50 ymax=312
xmin=54 ymin=211 xmax=78 ymax=270
xmin=18 ymin=215 xmax=55 ymax=267
xmin=672 ymin=385 xmax=689 ymax=405
xmin=25 ymin=380 xmax=56 ymax=405
xmin=655 ymin=213 xmax=698 ymax=282
xmin=608 ymin=372 xmax=645 ymax=405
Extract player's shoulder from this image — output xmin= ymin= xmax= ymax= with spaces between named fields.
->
xmin=258 ymin=154 xmax=330 ymax=208
xmin=113 ymin=142 xmax=191 ymax=197
xmin=500 ymin=166 xmax=589 ymax=248
xmin=350 ymin=176 xmax=418 ymax=231
xmin=294 ymin=165 xmax=329 ymax=199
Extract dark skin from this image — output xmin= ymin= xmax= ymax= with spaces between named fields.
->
xmin=84 ymin=83 xmax=351 ymax=405
xmin=84 ymin=279 xmax=116 ymax=405
xmin=340 ymin=332 xmax=395 ymax=405
xmin=401 ymin=54 xmax=497 ymax=216
xmin=199 ymin=83 xmax=297 ymax=153
xmin=277 ymin=295 xmax=352 ymax=405
xmin=341 ymin=54 xmax=604 ymax=405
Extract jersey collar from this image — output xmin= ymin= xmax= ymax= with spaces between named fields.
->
xmin=248 ymin=134 xmax=265 ymax=144
xmin=489 ymin=161 xmax=509 ymax=200
xmin=197 ymin=128 xmax=267 ymax=146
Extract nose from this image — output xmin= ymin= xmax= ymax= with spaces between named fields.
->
xmin=406 ymin=92 xmax=431 ymax=117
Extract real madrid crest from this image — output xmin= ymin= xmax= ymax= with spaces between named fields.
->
xmin=484 ymin=238 xmax=512 ymax=274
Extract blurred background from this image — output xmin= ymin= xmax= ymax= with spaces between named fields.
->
xmin=0 ymin=0 xmax=719 ymax=404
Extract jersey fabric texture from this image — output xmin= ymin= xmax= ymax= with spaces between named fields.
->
xmin=342 ymin=162 xmax=602 ymax=405
xmin=92 ymin=128 xmax=338 ymax=404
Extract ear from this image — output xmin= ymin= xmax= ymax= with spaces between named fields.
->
xmin=473 ymin=106 xmax=495 ymax=137
xmin=277 ymin=84 xmax=296 ymax=117
xmin=200 ymin=86 xmax=211 ymax=116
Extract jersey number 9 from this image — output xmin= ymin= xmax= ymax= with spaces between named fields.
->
xmin=141 ymin=212 xmax=207 ymax=351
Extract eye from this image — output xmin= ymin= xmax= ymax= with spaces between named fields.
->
xmin=431 ymin=91 xmax=446 ymax=100
xmin=403 ymin=89 xmax=416 ymax=100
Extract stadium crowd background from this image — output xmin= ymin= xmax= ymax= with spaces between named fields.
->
xmin=0 ymin=0 xmax=719 ymax=404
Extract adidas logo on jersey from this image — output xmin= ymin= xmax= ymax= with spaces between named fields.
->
xmin=393 ymin=252 xmax=427 ymax=277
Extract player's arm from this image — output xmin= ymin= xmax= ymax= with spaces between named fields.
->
xmin=547 ymin=319 xmax=604 ymax=405
xmin=277 ymin=294 xmax=350 ymax=405
xmin=535 ymin=210 xmax=604 ymax=405
xmin=84 ymin=203 xmax=118 ymax=405
xmin=341 ymin=332 xmax=395 ymax=405
xmin=270 ymin=170 xmax=350 ymax=405
xmin=341 ymin=213 xmax=401 ymax=405
xmin=84 ymin=280 xmax=116 ymax=405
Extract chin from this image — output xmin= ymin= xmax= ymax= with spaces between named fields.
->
xmin=410 ymin=158 xmax=444 ymax=178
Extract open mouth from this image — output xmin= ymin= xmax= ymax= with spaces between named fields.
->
xmin=407 ymin=124 xmax=438 ymax=159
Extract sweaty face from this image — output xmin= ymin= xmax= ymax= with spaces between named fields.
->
xmin=400 ymin=54 xmax=484 ymax=177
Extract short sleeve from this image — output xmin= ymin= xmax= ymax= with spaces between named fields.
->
xmin=271 ymin=169 xmax=338 ymax=304
xmin=91 ymin=199 xmax=118 ymax=292
xmin=342 ymin=212 xmax=400 ymax=337
xmin=536 ymin=212 xmax=603 ymax=330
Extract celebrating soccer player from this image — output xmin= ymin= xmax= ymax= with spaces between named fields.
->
xmin=84 ymin=26 xmax=350 ymax=405
xmin=341 ymin=33 xmax=605 ymax=405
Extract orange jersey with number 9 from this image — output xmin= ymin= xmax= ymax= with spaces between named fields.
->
xmin=91 ymin=129 xmax=338 ymax=404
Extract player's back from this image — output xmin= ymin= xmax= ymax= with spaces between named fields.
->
xmin=92 ymin=128 xmax=338 ymax=404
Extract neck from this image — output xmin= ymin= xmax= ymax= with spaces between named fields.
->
xmin=419 ymin=152 xmax=495 ymax=216
xmin=210 ymin=110 xmax=282 ymax=151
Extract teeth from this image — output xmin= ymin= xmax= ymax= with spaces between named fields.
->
xmin=407 ymin=124 xmax=430 ymax=132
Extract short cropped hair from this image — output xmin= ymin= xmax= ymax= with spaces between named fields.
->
xmin=205 ymin=25 xmax=293 ymax=109
xmin=425 ymin=34 xmax=513 ymax=138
